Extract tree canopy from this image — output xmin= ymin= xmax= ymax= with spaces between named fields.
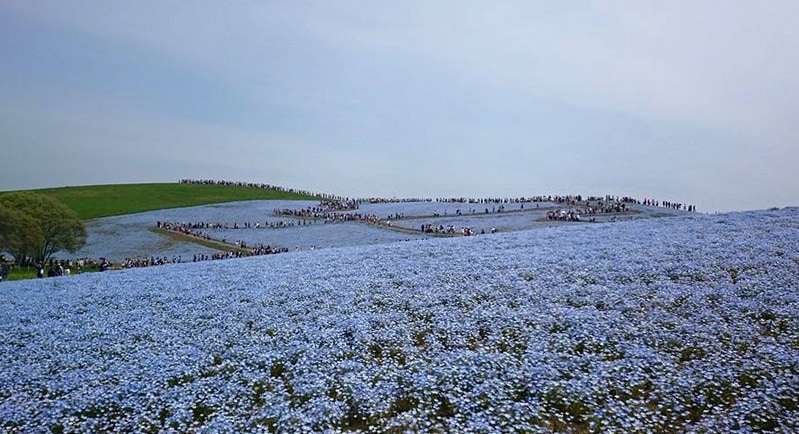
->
xmin=0 ymin=204 xmax=44 ymax=262
xmin=0 ymin=192 xmax=86 ymax=263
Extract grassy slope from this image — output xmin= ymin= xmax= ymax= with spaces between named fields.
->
xmin=1 ymin=183 xmax=320 ymax=220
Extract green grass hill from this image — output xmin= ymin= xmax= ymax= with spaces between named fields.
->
xmin=0 ymin=183 xmax=320 ymax=220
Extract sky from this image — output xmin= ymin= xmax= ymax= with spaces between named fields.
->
xmin=1 ymin=1 xmax=797 ymax=212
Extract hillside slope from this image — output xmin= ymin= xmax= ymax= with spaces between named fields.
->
xmin=1 ymin=208 xmax=797 ymax=432
xmin=1 ymin=183 xmax=319 ymax=219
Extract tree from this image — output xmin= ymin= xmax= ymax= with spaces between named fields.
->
xmin=0 ymin=192 xmax=87 ymax=263
xmin=0 ymin=204 xmax=45 ymax=263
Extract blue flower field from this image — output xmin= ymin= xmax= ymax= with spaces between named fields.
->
xmin=1 ymin=207 xmax=798 ymax=432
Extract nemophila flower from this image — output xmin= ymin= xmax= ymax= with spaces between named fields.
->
xmin=1 ymin=207 xmax=798 ymax=432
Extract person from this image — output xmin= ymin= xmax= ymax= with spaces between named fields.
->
xmin=36 ymin=262 xmax=44 ymax=278
xmin=0 ymin=263 xmax=10 ymax=281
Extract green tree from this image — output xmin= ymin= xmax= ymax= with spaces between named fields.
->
xmin=0 ymin=192 xmax=87 ymax=263
xmin=0 ymin=204 xmax=45 ymax=262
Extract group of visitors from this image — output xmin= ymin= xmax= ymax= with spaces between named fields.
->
xmin=180 ymin=178 xmax=698 ymax=213
xmin=120 ymin=238 xmax=276 ymax=268
xmin=273 ymin=207 xmax=384 ymax=225
xmin=1 ymin=257 xmax=109 ymax=280
xmin=546 ymin=208 xmax=591 ymax=222
xmin=419 ymin=224 xmax=488 ymax=236
xmin=191 ymin=245 xmax=288 ymax=261
xmin=544 ymin=200 xmax=637 ymax=222
xmin=156 ymin=221 xmax=215 ymax=241
xmin=421 ymin=224 xmax=458 ymax=234
xmin=362 ymin=197 xmax=432 ymax=204
xmin=317 ymin=200 xmax=360 ymax=211
xmin=178 ymin=178 xmax=347 ymax=202
xmin=157 ymin=191 xmax=700 ymax=261
xmin=159 ymin=220 xmax=311 ymax=230
xmin=155 ymin=221 xmax=291 ymax=264
xmin=34 ymin=258 xmax=93 ymax=277
xmin=593 ymin=201 xmax=628 ymax=213
xmin=435 ymin=195 xmax=577 ymax=205
xmin=272 ymin=200 xmax=362 ymax=218
xmin=641 ymin=199 xmax=695 ymax=211
xmin=121 ymin=256 xmax=183 ymax=268
xmin=16 ymin=182 xmax=699 ymax=277
xmin=324 ymin=212 xmax=384 ymax=224
xmin=432 ymin=194 xmax=698 ymax=212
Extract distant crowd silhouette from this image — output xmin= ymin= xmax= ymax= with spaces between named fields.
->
xmin=158 ymin=220 xmax=313 ymax=230
xmin=155 ymin=221 xmax=289 ymax=259
xmin=433 ymin=194 xmax=696 ymax=212
xmin=273 ymin=207 xmax=384 ymax=224
xmin=180 ymin=179 xmax=697 ymax=213
xmin=179 ymin=178 xmax=349 ymax=202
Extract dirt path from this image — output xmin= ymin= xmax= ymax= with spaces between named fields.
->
xmin=150 ymin=227 xmax=252 ymax=255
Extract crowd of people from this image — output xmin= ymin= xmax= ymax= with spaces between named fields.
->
xmin=34 ymin=258 xmax=107 ymax=277
xmin=419 ymin=224 xmax=494 ymax=236
xmin=158 ymin=220 xmax=312 ymax=231
xmin=272 ymin=200 xmax=358 ymax=220
xmin=272 ymin=206 xmax=385 ymax=225
xmin=180 ymin=179 xmax=698 ymax=213
xmin=121 ymin=256 xmax=183 ymax=268
xmin=362 ymin=197 xmax=433 ymax=204
xmin=155 ymin=221 xmax=290 ymax=262
xmin=179 ymin=178 xmax=349 ymax=202
xmin=156 ymin=221 xmax=215 ymax=241
xmin=543 ymin=199 xmax=643 ymax=222
xmin=605 ymin=196 xmax=696 ymax=212
xmin=434 ymin=195 xmax=580 ymax=205
xmin=641 ymin=198 xmax=695 ymax=211
xmin=431 ymin=194 xmax=697 ymax=212
xmin=7 ymin=181 xmax=699 ymax=278
xmin=230 ymin=240 xmax=288 ymax=256
xmin=271 ymin=194 xmax=679 ymax=237
xmin=181 ymin=179 xmax=699 ymax=214
xmin=2 ymin=220 xmax=300 ymax=277
xmin=318 ymin=199 xmax=360 ymax=211
xmin=0 ymin=257 xmax=113 ymax=280
xmin=546 ymin=208 xmax=594 ymax=222
xmin=199 ymin=242 xmax=286 ymax=259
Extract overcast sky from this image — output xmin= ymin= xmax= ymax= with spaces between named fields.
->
xmin=1 ymin=1 xmax=797 ymax=212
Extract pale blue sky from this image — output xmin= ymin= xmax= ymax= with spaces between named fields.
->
xmin=2 ymin=1 xmax=797 ymax=212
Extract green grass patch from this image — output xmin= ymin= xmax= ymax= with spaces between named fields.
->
xmin=5 ymin=266 xmax=36 ymax=281
xmin=1 ymin=183 xmax=320 ymax=220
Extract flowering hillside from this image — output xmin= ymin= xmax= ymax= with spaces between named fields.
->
xmin=1 ymin=208 xmax=798 ymax=432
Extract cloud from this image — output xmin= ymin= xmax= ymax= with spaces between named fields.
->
xmin=1 ymin=1 xmax=797 ymax=211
